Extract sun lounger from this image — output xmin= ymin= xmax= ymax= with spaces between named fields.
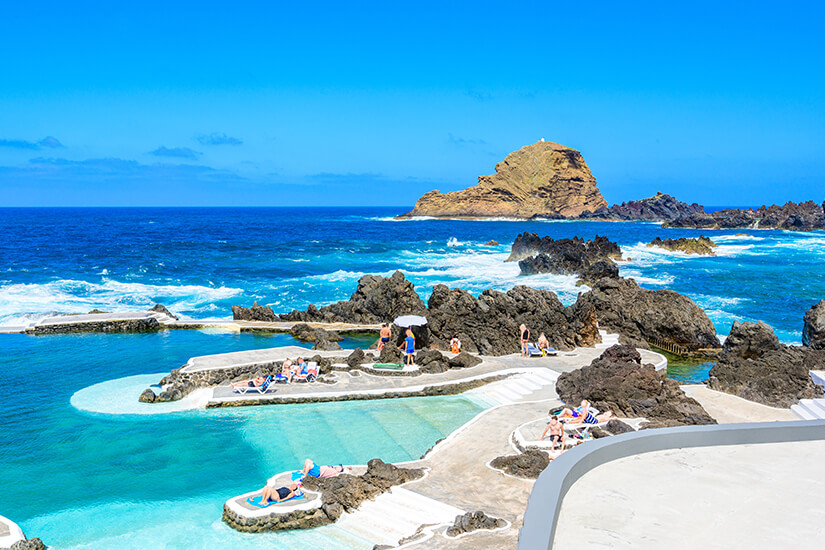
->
xmin=527 ymin=343 xmax=557 ymax=357
xmin=234 ymin=375 xmax=274 ymax=394
xmin=372 ymin=363 xmax=404 ymax=370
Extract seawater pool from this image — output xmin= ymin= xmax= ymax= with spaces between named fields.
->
xmin=0 ymin=331 xmax=485 ymax=549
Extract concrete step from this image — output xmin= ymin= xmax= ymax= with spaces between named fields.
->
xmin=792 ymin=404 xmax=817 ymax=421
xmin=531 ymin=369 xmax=558 ymax=383
xmin=799 ymin=399 xmax=825 ymax=419
xmin=810 ymin=370 xmax=825 ymax=388
xmin=519 ymin=378 xmax=544 ymax=391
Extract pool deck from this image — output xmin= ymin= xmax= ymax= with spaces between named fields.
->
xmin=552 ymin=439 xmax=825 ymax=549
xmin=0 ymin=311 xmax=382 ymax=335
xmin=0 ymin=514 xmax=25 ymax=548
xmin=194 ymin=344 xmax=667 ymax=407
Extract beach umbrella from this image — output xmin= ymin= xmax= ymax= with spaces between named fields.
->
xmin=393 ymin=315 xmax=428 ymax=327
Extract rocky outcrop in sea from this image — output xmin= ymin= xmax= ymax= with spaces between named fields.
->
xmin=572 ymin=277 xmax=720 ymax=350
xmin=556 ymin=345 xmax=717 ymax=428
xmin=399 ymin=140 xmax=607 ymax=219
xmin=707 ymin=321 xmax=825 ymax=407
xmin=232 ymin=301 xmax=277 ymax=322
xmin=665 ymin=200 xmax=825 ymax=231
xmin=647 ymin=236 xmax=717 ymax=255
xmin=508 ymin=232 xmax=621 ymax=284
xmin=578 ymin=191 xmax=705 ymax=221
xmin=279 ymin=271 xmax=426 ymax=324
xmin=803 ymin=300 xmax=825 ymax=350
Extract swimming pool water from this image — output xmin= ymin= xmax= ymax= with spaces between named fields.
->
xmin=0 ymin=331 xmax=484 ymax=549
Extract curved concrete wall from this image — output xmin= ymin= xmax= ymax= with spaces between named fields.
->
xmin=518 ymin=419 xmax=825 ymax=550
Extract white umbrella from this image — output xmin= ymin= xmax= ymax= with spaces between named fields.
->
xmin=393 ymin=315 xmax=428 ymax=327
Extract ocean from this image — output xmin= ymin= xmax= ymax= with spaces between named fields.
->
xmin=1 ymin=207 xmax=823 ymax=548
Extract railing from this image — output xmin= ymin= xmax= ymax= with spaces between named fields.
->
xmin=518 ymin=420 xmax=825 ymax=550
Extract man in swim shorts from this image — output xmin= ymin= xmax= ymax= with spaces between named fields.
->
xmin=377 ymin=323 xmax=392 ymax=350
xmin=540 ymin=415 xmax=567 ymax=449
xmin=230 ymin=375 xmax=266 ymax=388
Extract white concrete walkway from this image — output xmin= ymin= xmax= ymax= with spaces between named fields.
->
xmin=553 ymin=440 xmax=825 ymax=549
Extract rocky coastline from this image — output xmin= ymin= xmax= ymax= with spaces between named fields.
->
xmin=665 ymin=201 xmax=825 ymax=231
xmin=578 ymin=191 xmax=705 ymax=222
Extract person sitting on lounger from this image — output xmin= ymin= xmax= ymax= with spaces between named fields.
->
xmin=230 ymin=376 xmax=267 ymax=388
xmin=540 ymin=415 xmax=567 ymax=449
xmin=450 ymin=337 xmax=461 ymax=354
xmin=300 ymin=459 xmax=348 ymax=479
xmin=260 ymin=481 xmax=302 ymax=505
xmin=399 ymin=328 xmax=416 ymax=366
xmin=275 ymin=359 xmax=294 ymax=383
xmin=559 ymin=400 xmax=615 ymax=425
xmin=376 ymin=323 xmax=392 ymax=351
xmin=537 ymin=333 xmax=550 ymax=352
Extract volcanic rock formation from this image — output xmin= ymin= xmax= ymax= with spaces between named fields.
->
xmin=572 ymin=277 xmax=720 ymax=350
xmin=490 ymin=449 xmax=550 ymax=479
xmin=579 ymin=191 xmax=705 ymax=221
xmin=707 ymin=321 xmax=825 ymax=407
xmin=399 ymin=140 xmax=607 ymax=219
xmin=445 ymin=512 xmax=507 ymax=537
xmin=279 ymin=271 xmax=426 ymax=324
xmin=232 ymin=301 xmax=277 ymax=322
xmin=647 ymin=236 xmax=717 ymax=255
xmin=508 ymin=232 xmax=621 ymax=283
xmin=556 ymin=345 xmax=716 ymax=428
xmin=666 ymin=201 xmax=825 ymax=231
xmin=426 ymin=284 xmax=600 ymax=355
xmin=803 ymin=300 xmax=825 ymax=350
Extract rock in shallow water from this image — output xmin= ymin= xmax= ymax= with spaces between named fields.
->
xmin=803 ymin=300 xmax=825 ymax=350
xmin=708 ymin=321 xmax=824 ymax=407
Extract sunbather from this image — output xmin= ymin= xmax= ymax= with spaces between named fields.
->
xmin=559 ymin=400 xmax=615 ymax=424
xmin=300 ymin=459 xmax=348 ymax=479
xmin=260 ymin=481 xmax=301 ymax=505
xmin=537 ymin=333 xmax=550 ymax=352
xmin=540 ymin=415 xmax=567 ymax=449
xmin=376 ymin=323 xmax=392 ymax=351
xmin=230 ymin=376 xmax=267 ymax=388
xmin=277 ymin=359 xmax=294 ymax=383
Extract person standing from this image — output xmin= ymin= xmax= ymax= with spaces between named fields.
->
xmin=376 ymin=323 xmax=392 ymax=350
xmin=400 ymin=327 xmax=416 ymax=366
xmin=519 ymin=324 xmax=530 ymax=357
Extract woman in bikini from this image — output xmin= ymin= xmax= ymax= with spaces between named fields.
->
xmin=519 ymin=324 xmax=530 ymax=357
xmin=260 ymin=482 xmax=301 ymax=505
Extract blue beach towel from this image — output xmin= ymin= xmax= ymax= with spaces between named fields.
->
xmin=246 ymin=493 xmax=306 ymax=508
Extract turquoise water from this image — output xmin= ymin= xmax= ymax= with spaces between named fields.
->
xmin=3 ymin=207 xmax=825 ymax=546
xmin=0 ymin=331 xmax=484 ymax=548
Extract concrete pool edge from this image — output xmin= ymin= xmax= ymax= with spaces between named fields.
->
xmin=518 ymin=419 xmax=825 ymax=550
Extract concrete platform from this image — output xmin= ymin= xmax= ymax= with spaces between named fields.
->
xmin=0 ymin=514 xmax=25 ymax=548
xmin=681 ymin=384 xmax=797 ymax=423
xmin=553 ymin=440 xmax=825 ymax=549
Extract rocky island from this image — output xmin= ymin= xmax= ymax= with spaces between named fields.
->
xmin=398 ymin=140 xmax=607 ymax=219
xmin=647 ymin=236 xmax=717 ymax=255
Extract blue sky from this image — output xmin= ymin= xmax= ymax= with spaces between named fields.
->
xmin=1 ymin=1 xmax=823 ymax=207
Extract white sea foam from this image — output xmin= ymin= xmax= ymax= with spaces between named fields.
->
xmin=620 ymin=269 xmax=675 ymax=286
xmin=0 ymin=279 xmax=242 ymax=326
xmin=446 ymin=237 xmax=464 ymax=247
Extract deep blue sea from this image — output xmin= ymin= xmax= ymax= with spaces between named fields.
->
xmin=1 ymin=207 xmax=824 ymax=548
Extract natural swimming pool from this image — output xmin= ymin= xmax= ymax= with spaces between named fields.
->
xmin=0 ymin=331 xmax=485 ymax=549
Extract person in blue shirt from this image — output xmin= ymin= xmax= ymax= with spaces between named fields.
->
xmin=399 ymin=327 xmax=416 ymax=366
